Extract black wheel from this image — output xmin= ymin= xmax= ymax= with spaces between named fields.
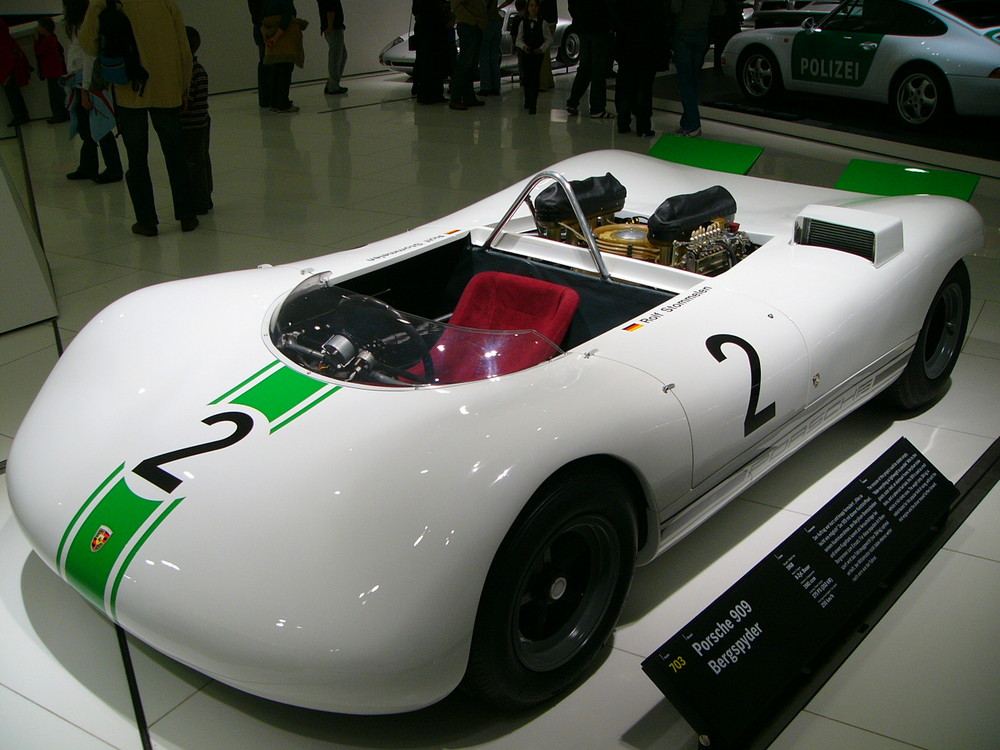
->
xmin=737 ymin=47 xmax=783 ymax=102
xmin=558 ymin=28 xmax=581 ymax=66
xmin=884 ymin=260 xmax=970 ymax=410
xmin=891 ymin=65 xmax=951 ymax=128
xmin=463 ymin=470 xmax=638 ymax=709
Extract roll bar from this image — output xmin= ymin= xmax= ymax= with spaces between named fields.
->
xmin=482 ymin=170 xmax=612 ymax=282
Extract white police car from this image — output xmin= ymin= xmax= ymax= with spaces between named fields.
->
xmin=722 ymin=0 xmax=1000 ymax=127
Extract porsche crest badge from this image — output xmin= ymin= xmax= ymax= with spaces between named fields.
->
xmin=91 ymin=525 xmax=113 ymax=552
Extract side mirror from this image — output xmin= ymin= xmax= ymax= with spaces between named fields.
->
xmin=802 ymin=16 xmax=817 ymax=30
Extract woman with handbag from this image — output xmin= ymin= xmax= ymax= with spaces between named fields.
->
xmin=260 ymin=0 xmax=307 ymax=113
xmin=63 ymin=0 xmax=123 ymax=183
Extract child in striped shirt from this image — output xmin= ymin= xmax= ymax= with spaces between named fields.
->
xmin=181 ymin=26 xmax=212 ymax=214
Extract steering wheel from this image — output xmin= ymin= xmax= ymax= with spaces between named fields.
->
xmin=333 ymin=295 xmax=436 ymax=384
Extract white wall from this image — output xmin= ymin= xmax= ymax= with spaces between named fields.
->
xmin=180 ymin=0 xmax=563 ymax=93
xmin=0 ymin=1 xmax=62 ymax=11
xmin=183 ymin=0 xmax=413 ymax=94
xmin=4 ymin=0 xmax=567 ymax=117
xmin=2 ymin=0 xmax=413 ymax=114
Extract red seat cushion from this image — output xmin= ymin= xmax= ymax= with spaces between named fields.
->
xmin=432 ymin=272 xmax=580 ymax=383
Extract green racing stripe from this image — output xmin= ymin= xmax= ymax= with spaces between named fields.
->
xmin=59 ymin=469 xmax=184 ymax=614
xmin=227 ymin=362 xmax=338 ymax=429
xmin=58 ymin=362 xmax=339 ymax=617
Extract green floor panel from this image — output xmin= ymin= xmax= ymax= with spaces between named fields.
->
xmin=835 ymin=159 xmax=979 ymax=201
xmin=647 ymin=135 xmax=764 ymax=175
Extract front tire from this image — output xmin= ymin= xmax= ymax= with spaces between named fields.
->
xmin=883 ymin=260 xmax=970 ymax=410
xmin=737 ymin=47 xmax=784 ymax=102
xmin=463 ymin=470 xmax=638 ymax=709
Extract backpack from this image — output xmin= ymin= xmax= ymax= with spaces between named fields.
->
xmin=95 ymin=0 xmax=149 ymax=94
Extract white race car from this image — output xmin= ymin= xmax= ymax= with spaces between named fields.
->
xmin=378 ymin=7 xmax=580 ymax=75
xmin=722 ymin=0 xmax=1000 ymax=127
xmin=8 ymin=150 xmax=981 ymax=714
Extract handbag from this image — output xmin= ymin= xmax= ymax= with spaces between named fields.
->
xmin=261 ymin=16 xmax=309 ymax=67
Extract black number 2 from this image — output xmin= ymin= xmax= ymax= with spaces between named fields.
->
xmin=706 ymin=334 xmax=776 ymax=437
xmin=133 ymin=411 xmax=254 ymax=493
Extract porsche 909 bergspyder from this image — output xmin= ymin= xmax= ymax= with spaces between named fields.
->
xmin=8 ymin=149 xmax=981 ymax=714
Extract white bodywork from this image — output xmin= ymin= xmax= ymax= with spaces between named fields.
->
xmin=8 ymin=150 xmax=983 ymax=713
xmin=722 ymin=0 xmax=1000 ymax=117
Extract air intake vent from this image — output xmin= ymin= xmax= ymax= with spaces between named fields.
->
xmin=794 ymin=204 xmax=903 ymax=268
xmin=797 ymin=218 xmax=876 ymax=261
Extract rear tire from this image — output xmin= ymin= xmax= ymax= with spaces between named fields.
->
xmin=883 ymin=260 xmax=970 ymax=410
xmin=558 ymin=29 xmax=581 ymax=66
xmin=891 ymin=65 xmax=951 ymax=129
xmin=463 ymin=470 xmax=637 ymax=709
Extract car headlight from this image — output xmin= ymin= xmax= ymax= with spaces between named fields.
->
xmin=380 ymin=36 xmax=405 ymax=57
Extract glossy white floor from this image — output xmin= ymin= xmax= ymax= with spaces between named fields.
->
xmin=2 ymin=71 xmax=999 ymax=750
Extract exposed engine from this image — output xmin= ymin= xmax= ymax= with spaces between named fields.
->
xmin=533 ymin=172 xmax=628 ymax=244
xmin=531 ymin=176 xmax=759 ymax=277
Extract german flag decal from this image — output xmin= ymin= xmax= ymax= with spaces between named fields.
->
xmin=624 ymin=323 xmax=643 ymax=332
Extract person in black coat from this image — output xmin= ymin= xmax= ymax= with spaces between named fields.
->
xmin=613 ymin=0 xmax=667 ymax=136
xmin=538 ymin=0 xmax=557 ymax=89
xmin=412 ymin=0 xmax=452 ymax=104
xmin=247 ymin=0 xmax=273 ymax=107
xmin=565 ymin=0 xmax=614 ymax=118
xmin=710 ymin=0 xmax=742 ymax=70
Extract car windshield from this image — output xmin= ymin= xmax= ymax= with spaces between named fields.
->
xmin=270 ymin=272 xmax=564 ymax=387
xmin=935 ymin=0 xmax=1000 ymax=27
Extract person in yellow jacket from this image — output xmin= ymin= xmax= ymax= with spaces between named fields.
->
xmin=81 ymin=0 xmax=198 ymax=236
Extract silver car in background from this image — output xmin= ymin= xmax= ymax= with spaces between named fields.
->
xmin=379 ymin=7 xmax=581 ymax=75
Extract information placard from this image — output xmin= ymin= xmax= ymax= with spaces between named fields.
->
xmin=641 ymin=438 xmax=957 ymax=748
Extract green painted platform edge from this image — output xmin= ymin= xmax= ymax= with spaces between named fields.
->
xmin=835 ymin=159 xmax=979 ymax=201
xmin=647 ymin=134 xmax=764 ymax=175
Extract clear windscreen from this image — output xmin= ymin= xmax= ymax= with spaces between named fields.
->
xmin=270 ymin=272 xmax=564 ymax=386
